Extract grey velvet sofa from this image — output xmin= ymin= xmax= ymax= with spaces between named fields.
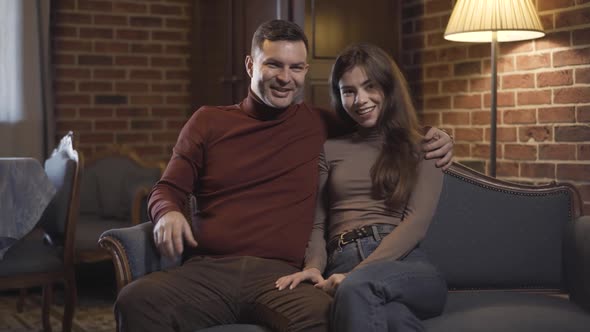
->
xmin=99 ymin=163 xmax=590 ymax=332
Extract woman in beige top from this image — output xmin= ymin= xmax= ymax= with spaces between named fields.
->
xmin=276 ymin=43 xmax=447 ymax=332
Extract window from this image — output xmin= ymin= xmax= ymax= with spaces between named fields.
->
xmin=0 ymin=0 xmax=23 ymax=123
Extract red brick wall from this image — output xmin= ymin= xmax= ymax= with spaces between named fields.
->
xmin=402 ymin=0 xmax=590 ymax=214
xmin=51 ymin=1 xmax=589 ymax=212
xmin=51 ymin=0 xmax=193 ymax=161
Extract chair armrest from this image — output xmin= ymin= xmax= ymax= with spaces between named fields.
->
xmin=98 ymin=222 xmax=180 ymax=292
xmin=564 ymin=215 xmax=590 ymax=312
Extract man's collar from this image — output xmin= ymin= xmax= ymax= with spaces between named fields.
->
xmin=242 ymin=89 xmax=298 ymax=120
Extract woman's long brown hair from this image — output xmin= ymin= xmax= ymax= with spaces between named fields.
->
xmin=330 ymin=43 xmax=423 ymax=209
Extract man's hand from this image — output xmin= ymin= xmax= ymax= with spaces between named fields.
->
xmin=315 ymin=273 xmax=347 ymax=296
xmin=153 ymin=211 xmax=198 ymax=258
xmin=423 ymin=127 xmax=453 ymax=170
xmin=275 ymin=268 xmax=324 ymax=291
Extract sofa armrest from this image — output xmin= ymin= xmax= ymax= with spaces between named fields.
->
xmin=564 ymin=215 xmax=590 ymax=312
xmin=98 ymin=222 xmax=181 ymax=292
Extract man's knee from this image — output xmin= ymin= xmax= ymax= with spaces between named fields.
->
xmin=260 ymin=285 xmax=331 ymax=332
xmin=114 ymin=279 xmax=169 ymax=332
xmin=294 ymin=287 xmax=332 ymax=331
xmin=115 ymin=278 xmax=159 ymax=317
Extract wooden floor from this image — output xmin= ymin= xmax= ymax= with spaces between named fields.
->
xmin=0 ymin=262 xmax=117 ymax=332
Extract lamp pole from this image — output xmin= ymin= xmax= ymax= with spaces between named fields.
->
xmin=490 ymin=31 xmax=498 ymax=178
xmin=444 ymin=0 xmax=545 ymax=178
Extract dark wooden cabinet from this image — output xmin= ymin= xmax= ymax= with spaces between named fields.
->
xmin=190 ymin=0 xmax=400 ymax=111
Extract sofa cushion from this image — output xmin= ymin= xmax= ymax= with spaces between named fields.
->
xmin=95 ymin=157 xmax=139 ymax=219
xmin=424 ymin=291 xmax=590 ymax=332
xmin=422 ymin=172 xmax=572 ymax=290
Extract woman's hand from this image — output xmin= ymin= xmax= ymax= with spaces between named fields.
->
xmin=423 ymin=127 xmax=454 ymax=170
xmin=275 ymin=268 xmax=324 ymax=291
xmin=315 ymin=273 xmax=347 ymax=296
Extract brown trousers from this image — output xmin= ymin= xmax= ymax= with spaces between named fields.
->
xmin=115 ymin=255 xmax=332 ymax=332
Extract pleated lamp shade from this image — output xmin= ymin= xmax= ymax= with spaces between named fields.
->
xmin=444 ymin=0 xmax=545 ymax=43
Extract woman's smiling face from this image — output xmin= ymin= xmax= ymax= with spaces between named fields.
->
xmin=338 ymin=66 xmax=384 ymax=128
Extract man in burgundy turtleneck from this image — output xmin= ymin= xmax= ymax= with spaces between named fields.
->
xmin=114 ymin=20 xmax=453 ymax=332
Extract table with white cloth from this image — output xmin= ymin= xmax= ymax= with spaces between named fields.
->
xmin=0 ymin=157 xmax=56 ymax=259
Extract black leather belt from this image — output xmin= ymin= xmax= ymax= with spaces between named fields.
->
xmin=327 ymin=224 xmax=394 ymax=253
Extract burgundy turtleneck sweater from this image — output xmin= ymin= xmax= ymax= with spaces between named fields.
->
xmin=148 ymin=91 xmax=333 ymax=267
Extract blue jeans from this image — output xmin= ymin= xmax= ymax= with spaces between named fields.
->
xmin=325 ymin=235 xmax=447 ymax=332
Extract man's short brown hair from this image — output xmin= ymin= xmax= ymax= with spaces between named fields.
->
xmin=251 ymin=19 xmax=309 ymax=55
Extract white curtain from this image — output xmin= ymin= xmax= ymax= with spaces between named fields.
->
xmin=0 ymin=0 xmax=53 ymax=161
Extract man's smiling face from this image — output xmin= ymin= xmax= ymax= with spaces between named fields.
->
xmin=246 ymin=40 xmax=309 ymax=109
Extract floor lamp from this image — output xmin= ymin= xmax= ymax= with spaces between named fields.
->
xmin=444 ymin=0 xmax=544 ymax=177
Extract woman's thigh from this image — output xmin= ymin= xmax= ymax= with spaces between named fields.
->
xmin=339 ymin=249 xmax=447 ymax=319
